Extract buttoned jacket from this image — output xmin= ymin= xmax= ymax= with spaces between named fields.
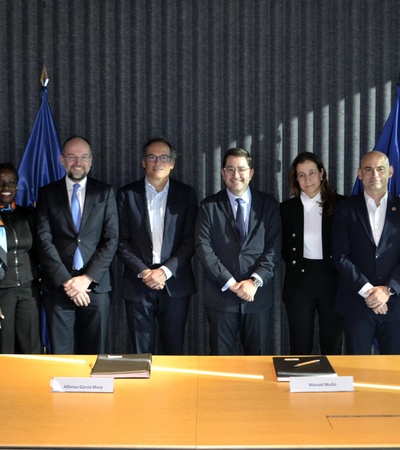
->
xmin=332 ymin=193 xmax=400 ymax=319
xmin=36 ymin=176 xmax=119 ymax=293
xmin=195 ymin=188 xmax=282 ymax=313
xmin=280 ymin=196 xmax=338 ymax=304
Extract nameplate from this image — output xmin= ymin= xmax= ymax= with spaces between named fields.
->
xmin=51 ymin=377 xmax=114 ymax=393
xmin=290 ymin=376 xmax=354 ymax=392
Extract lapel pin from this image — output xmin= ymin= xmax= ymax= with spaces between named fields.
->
xmin=392 ymin=207 xmax=396 ymax=211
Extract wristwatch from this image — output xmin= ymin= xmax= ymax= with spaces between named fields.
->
xmin=250 ymin=276 xmax=262 ymax=288
xmin=387 ymin=286 xmax=397 ymax=296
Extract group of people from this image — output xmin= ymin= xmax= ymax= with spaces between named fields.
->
xmin=1 ymin=135 xmax=400 ymax=356
xmin=283 ymin=150 xmax=400 ymax=356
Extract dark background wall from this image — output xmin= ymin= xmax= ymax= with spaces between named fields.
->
xmin=1 ymin=0 xmax=400 ymax=354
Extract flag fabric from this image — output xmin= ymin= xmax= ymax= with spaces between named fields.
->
xmin=17 ymin=81 xmax=64 ymax=352
xmin=352 ymin=83 xmax=400 ymax=195
xmin=17 ymin=86 xmax=64 ymax=206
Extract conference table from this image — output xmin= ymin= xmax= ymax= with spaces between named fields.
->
xmin=1 ymin=354 xmax=400 ymax=449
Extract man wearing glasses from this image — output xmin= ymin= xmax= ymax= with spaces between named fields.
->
xmin=195 ymin=148 xmax=281 ymax=355
xmin=36 ymin=136 xmax=119 ymax=354
xmin=117 ymin=137 xmax=197 ymax=354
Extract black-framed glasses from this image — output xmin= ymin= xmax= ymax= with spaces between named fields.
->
xmin=144 ymin=154 xmax=171 ymax=163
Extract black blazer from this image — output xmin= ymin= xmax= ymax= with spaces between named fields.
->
xmin=0 ymin=206 xmax=39 ymax=288
xmin=35 ymin=177 xmax=119 ymax=293
xmin=332 ymin=193 xmax=400 ymax=319
xmin=117 ymin=177 xmax=198 ymax=299
xmin=195 ymin=188 xmax=282 ymax=313
xmin=280 ymin=196 xmax=339 ymax=304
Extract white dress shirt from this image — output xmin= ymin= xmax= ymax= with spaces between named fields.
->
xmin=143 ymin=177 xmax=172 ymax=280
xmin=65 ymin=176 xmax=87 ymax=213
xmin=300 ymin=191 xmax=323 ymax=260
xmin=358 ymin=191 xmax=388 ymax=298
xmin=226 ymin=188 xmax=251 ymax=233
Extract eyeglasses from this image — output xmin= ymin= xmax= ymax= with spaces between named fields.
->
xmin=297 ymin=170 xmax=319 ymax=180
xmin=144 ymin=154 xmax=172 ymax=163
xmin=223 ymin=167 xmax=250 ymax=175
xmin=62 ymin=154 xmax=92 ymax=163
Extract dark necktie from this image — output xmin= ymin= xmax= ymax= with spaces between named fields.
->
xmin=235 ymin=198 xmax=246 ymax=244
xmin=71 ymin=184 xmax=84 ymax=270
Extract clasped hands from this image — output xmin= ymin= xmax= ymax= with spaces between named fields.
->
xmin=364 ymin=285 xmax=390 ymax=315
xmin=63 ymin=274 xmax=93 ymax=307
xmin=230 ymin=279 xmax=258 ymax=302
xmin=142 ymin=268 xmax=166 ymax=290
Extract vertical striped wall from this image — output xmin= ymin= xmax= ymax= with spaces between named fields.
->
xmin=1 ymin=0 xmax=400 ymax=354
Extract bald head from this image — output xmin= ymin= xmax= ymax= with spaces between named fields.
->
xmin=358 ymin=150 xmax=393 ymax=201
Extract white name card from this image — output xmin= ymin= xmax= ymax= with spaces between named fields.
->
xmin=51 ymin=377 xmax=114 ymax=393
xmin=290 ymin=376 xmax=354 ymax=392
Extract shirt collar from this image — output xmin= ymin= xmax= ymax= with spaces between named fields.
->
xmin=300 ymin=191 xmax=321 ymax=204
xmin=300 ymin=191 xmax=321 ymax=212
xmin=226 ymin=187 xmax=251 ymax=206
xmin=364 ymin=190 xmax=388 ymax=209
xmin=145 ymin=177 xmax=169 ymax=194
xmin=65 ymin=175 xmax=88 ymax=190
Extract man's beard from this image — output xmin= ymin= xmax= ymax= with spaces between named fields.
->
xmin=67 ymin=169 xmax=87 ymax=182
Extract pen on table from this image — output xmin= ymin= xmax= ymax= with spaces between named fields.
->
xmin=293 ymin=359 xmax=320 ymax=368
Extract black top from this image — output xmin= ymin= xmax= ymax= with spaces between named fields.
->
xmin=0 ymin=205 xmax=39 ymax=289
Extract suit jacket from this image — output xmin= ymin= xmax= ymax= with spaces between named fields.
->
xmin=0 ymin=206 xmax=39 ymax=288
xmin=280 ymin=196 xmax=339 ymax=304
xmin=195 ymin=188 xmax=282 ymax=313
xmin=35 ymin=176 xmax=119 ymax=293
xmin=117 ymin=177 xmax=198 ymax=299
xmin=332 ymin=193 xmax=400 ymax=319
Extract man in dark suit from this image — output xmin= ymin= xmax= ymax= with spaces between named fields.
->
xmin=117 ymin=137 xmax=197 ymax=355
xmin=195 ymin=148 xmax=282 ymax=355
xmin=332 ymin=150 xmax=400 ymax=354
xmin=36 ymin=136 xmax=119 ymax=354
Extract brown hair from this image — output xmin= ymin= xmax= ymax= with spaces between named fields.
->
xmin=288 ymin=152 xmax=338 ymax=216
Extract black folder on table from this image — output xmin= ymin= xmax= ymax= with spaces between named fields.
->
xmin=90 ymin=354 xmax=152 ymax=378
xmin=272 ymin=356 xmax=337 ymax=381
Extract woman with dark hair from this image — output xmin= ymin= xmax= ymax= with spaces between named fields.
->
xmin=0 ymin=162 xmax=41 ymax=353
xmin=280 ymin=152 xmax=343 ymax=355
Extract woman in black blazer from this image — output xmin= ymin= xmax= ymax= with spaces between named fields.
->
xmin=0 ymin=163 xmax=41 ymax=353
xmin=280 ymin=152 xmax=343 ymax=355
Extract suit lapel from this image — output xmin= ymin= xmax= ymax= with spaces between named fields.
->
xmin=354 ymin=194 xmax=376 ymax=245
xmin=163 ymin=181 xmax=175 ymax=239
xmin=212 ymin=189 xmax=238 ymax=243
xmin=57 ymin=178 xmax=76 ymax=231
xmin=292 ymin=197 xmax=304 ymax=240
xmin=220 ymin=189 xmax=236 ymax=224
xmin=379 ymin=195 xmax=400 ymax=251
xmin=80 ymin=179 xmax=94 ymax=230
xmin=247 ymin=189 xmax=262 ymax=243
xmin=137 ymin=179 xmax=152 ymax=238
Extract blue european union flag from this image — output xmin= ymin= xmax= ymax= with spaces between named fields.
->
xmin=17 ymin=85 xmax=64 ymax=206
xmin=352 ymin=84 xmax=400 ymax=195
xmin=17 ymin=76 xmax=64 ymax=352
